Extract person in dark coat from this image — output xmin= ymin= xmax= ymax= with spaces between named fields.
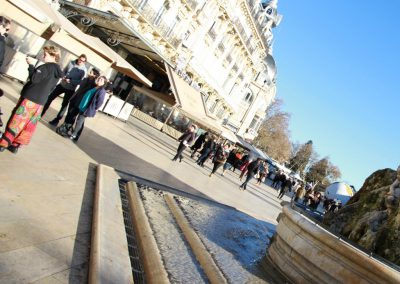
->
xmin=239 ymin=158 xmax=262 ymax=191
xmin=190 ymin=131 xmax=208 ymax=158
xmin=278 ymin=176 xmax=292 ymax=199
xmin=0 ymin=46 xmax=63 ymax=153
xmin=0 ymin=16 xmax=10 ymax=69
xmin=172 ymin=124 xmax=197 ymax=162
xmin=197 ymin=134 xmax=215 ymax=167
xmin=0 ymin=16 xmax=11 ymax=131
xmin=55 ymin=68 xmax=100 ymax=140
xmin=43 ymin=54 xmax=88 ymax=124
xmin=222 ymin=147 xmax=237 ymax=176
xmin=209 ymin=143 xmax=230 ymax=177
xmin=69 ymin=76 xmax=107 ymax=140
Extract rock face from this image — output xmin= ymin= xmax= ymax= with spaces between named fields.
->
xmin=323 ymin=168 xmax=400 ymax=266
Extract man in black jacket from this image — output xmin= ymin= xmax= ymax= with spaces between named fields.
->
xmin=239 ymin=158 xmax=262 ymax=191
xmin=0 ymin=16 xmax=11 ymax=131
xmin=190 ymin=131 xmax=208 ymax=158
xmin=196 ymin=134 xmax=215 ymax=167
xmin=0 ymin=16 xmax=10 ymax=69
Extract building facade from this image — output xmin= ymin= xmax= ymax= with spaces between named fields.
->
xmin=63 ymin=0 xmax=282 ymax=140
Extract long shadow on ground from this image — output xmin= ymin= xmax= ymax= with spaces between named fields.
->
xmin=41 ymin=121 xmax=212 ymax=201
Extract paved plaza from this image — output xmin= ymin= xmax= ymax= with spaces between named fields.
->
xmin=0 ymin=76 xmax=286 ymax=283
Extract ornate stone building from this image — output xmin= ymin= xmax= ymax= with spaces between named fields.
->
xmin=62 ymin=0 xmax=282 ymax=140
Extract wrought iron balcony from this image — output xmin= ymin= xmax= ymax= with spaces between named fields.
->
xmin=128 ymin=0 xmax=182 ymax=48
xmin=246 ymin=0 xmax=270 ymax=46
xmin=185 ymin=0 xmax=198 ymax=11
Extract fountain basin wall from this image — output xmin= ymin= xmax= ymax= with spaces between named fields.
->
xmin=266 ymin=205 xmax=400 ymax=284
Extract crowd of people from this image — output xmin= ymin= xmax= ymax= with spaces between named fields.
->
xmin=172 ymin=130 xmax=347 ymax=209
xmin=171 ymin=127 xmax=276 ymax=192
xmin=0 ymin=16 xmax=110 ymax=153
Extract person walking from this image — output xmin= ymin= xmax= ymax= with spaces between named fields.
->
xmin=190 ymin=131 xmax=208 ymax=158
xmin=232 ymin=151 xmax=243 ymax=172
xmin=42 ymin=54 xmax=88 ymax=124
xmin=0 ymin=16 xmax=10 ymax=70
xmin=0 ymin=46 xmax=62 ymax=153
xmin=239 ymin=158 xmax=262 ymax=191
xmin=222 ymin=147 xmax=236 ymax=176
xmin=239 ymin=158 xmax=252 ymax=181
xmin=278 ymin=177 xmax=292 ymax=199
xmin=172 ymin=124 xmax=197 ymax=162
xmin=55 ymin=68 xmax=100 ymax=140
xmin=0 ymin=16 xmax=11 ymax=133
xmin=209 ymin=143 xmax=230 ymax=177
xmin=69 ymin=75 xmax=107 ymax=140
xmin=256 ymin=161 xmax=269 ymax=185
xmin=197 ymin=134 xmax=215 ymax=167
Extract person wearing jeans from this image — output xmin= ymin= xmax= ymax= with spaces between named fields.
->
xmin=42 ymin=54 xmax=88 ymax=125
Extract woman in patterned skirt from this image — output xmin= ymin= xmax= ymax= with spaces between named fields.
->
xmin=0 ymin=46 xmax=63 ymax=153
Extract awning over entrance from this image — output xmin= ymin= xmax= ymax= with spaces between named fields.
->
xmin=88 ymin=36 xmax=152 ymax=87
xmin=2 ymin=0 xmax=52 ymax=35
xmin=165 ymin=64 xmax=223 ymax=134
xmin=3 ymin=0 xmax=152 ymax=86
xmin=133 ymin=86 xmax=175 ymax=106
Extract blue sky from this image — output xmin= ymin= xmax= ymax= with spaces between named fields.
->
xmin=272 ymin=1 xmax=400 ymax=189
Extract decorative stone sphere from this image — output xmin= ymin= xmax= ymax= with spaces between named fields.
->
xmin=325 ymin=182 xmax=355 ymax=204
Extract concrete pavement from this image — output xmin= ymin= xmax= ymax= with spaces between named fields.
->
xmin=0 ymin=76 xmax=286 ymax=283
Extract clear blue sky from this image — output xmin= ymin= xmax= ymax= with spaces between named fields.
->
xmin=273 ymin=1 xmax=400 ymax=189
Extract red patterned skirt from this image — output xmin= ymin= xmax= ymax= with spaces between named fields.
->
xmin=0 ymin=98 xmax=43 ymax=147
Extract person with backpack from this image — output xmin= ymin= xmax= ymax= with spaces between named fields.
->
xmin=209 ymin=143 xmax=230 ymax=177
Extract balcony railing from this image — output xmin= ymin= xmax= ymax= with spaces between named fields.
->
xmin=186 ymin=0 xmax=198 ymax=11
xmin=246 ymin=0 xmax=269 ymax=46
xmin=207 ymin=28 xmax=217 ymax=41
xmin=129 ymin=0 xmax=182 ymax=48
xmin=231 ymin=18 xmax=255 ymax=56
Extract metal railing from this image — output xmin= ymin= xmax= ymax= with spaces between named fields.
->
xmin=129 ymin=0 xmax=182 ymax=49
xmin=246 ymin=0 xmax=270 ymax=46
xmin=207 ymin=28 xmax=217 ymax=41
xmin=186 ymin=0 xmax=198 ymax=11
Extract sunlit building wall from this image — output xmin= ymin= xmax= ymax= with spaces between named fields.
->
xmin=66 ymin=0 xmax=282 ymax=140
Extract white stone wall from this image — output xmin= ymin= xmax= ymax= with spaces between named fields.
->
xmin=81 ymin=0 xmax=280 ymax=138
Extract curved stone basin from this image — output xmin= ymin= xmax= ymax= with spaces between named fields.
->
xmin=266 ymin=205 xmax=400 ymax=284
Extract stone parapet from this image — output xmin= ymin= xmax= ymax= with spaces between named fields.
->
xmin=267 ymin=205 xmax=400 ymax=284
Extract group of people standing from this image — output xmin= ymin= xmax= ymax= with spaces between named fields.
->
xmin=171 ymin=126 xmax=272 ymax=192
xmin=0 ymin=16 xmax=107 ymax=154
